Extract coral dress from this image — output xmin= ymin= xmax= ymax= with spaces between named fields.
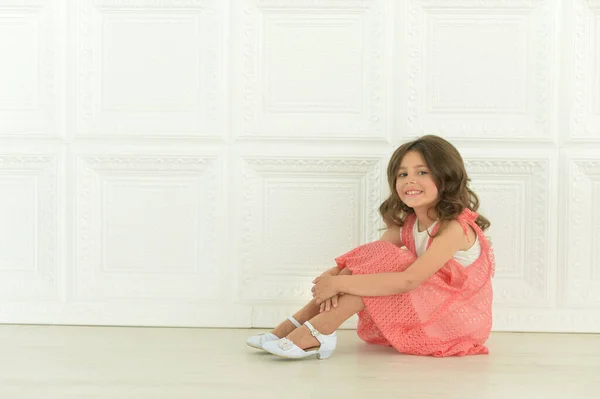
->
xmin=334 ymin=209 xmax=495 ymax=357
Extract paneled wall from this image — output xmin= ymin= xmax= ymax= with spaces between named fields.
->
xmin=0 ymin=0 xmax=599 ymax=332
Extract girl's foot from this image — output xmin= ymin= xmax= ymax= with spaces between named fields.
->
xmin=271 ymin=318 xmax=299 ymax=338
xmin=246 ymin=316 xmax=301 ymax=349
xmin=283 ymin=324 xmax=321 ymax=350
xmin=262 ymin=321 xmax=337 ymax=360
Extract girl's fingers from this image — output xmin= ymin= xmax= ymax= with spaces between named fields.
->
xmin=332 ymin=295 xmax=338 ymax=308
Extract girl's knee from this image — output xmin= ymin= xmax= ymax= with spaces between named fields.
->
xmin=339 ymin=293 xmax=365 ymax=311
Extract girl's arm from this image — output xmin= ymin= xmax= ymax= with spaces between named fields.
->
xmin=333 ymin=220 xmax=467 ymax=297
xmin=324 ymin=265 xmax=341 ymax=275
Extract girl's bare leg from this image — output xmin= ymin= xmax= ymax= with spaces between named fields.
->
xmin=270 ymin=298 xmax=321 ymax=337
xmin=284 ymin=293 xmax=365 ymax=349
xmin=271 ymin=267 xmax=353 ymax=337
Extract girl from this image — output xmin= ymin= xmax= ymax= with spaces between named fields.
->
xmin=246 ymin=135 xmax=495 ymax=359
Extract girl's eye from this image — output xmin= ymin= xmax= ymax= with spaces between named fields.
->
xmin=398 ymin=173 xmax=407 ymax=177
xmin=418 ymin=171 xmax=427 ymax=175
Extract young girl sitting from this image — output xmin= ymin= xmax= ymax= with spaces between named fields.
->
xmin=246 ymin=135 xmax=495 ymax=359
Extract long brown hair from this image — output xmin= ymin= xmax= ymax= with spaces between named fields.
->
xmin=379 ymin=135 xmax=490 ymax=234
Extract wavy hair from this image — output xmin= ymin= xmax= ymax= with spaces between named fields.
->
xmin=379 ymin=135 xmax=490 ymax=235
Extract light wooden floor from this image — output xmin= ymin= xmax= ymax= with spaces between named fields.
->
xmin=1 ymin=325 xmax=599 ymax=399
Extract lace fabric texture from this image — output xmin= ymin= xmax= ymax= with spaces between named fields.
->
xmin=335 ymin=209 xmax=495 ymax=357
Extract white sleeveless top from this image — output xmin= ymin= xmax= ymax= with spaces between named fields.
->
xmin=413 ymin=220 xmax=481 ymax=267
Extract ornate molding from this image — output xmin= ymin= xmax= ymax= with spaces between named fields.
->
xmin=0 ymin=1 xmax=58 ymax=135
xmin=95 ymin=0 xmax=211 ymax=7
xmin=571 ymin=0 xmax=600 ymax=140
xmin=256 ymin=0 xmax=370 ymax=8
xmin=407 ymin=0 xmax=553 ymax=139
xmin=566 ymin=159 xmax=600 ymax=304
xmin=78 ymin=0 xmax=221 ymax=136
xmin=239 ymin=157 xmax=382 ymax=301
xmin=75 ymin=155 xmax=221 ymax=300
xmin=241 ymin=0 xmax=385 ymax=139
xmin=465 ymin=158 xmax=551 ymax=305
xmin=0 ymin=155 xmax=58 ymax=296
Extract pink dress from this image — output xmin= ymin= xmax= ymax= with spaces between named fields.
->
xmin=334 ymin=209 xmax=495 ymax=357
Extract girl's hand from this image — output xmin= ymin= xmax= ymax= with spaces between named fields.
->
xmin=319 ymin=292 xmax=345 ymax=313
xmin=320 ymin=296 xmax=335 ymax=312
xmin=315 ymin=266 xmax=340 ymax=281
xmin=311 ymin=274 xmax=339 ymax=305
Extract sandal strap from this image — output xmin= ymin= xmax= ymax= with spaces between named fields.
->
xmin=288 ymin=316 xmax=301 ymax=328
xmin=304 ymin=321 xmax=325 ymax=345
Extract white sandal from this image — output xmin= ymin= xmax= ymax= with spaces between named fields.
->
xmin=246 ymin=316 xmax=302 ymax=350
xmin=261 ymin=321 xmax=337 ymax=360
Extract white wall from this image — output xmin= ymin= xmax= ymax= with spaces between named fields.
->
xmin=0 ymin=0 xmax=599 ymax=332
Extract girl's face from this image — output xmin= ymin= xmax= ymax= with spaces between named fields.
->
xmin=395 ymin=150 xmax=439 ymax=211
